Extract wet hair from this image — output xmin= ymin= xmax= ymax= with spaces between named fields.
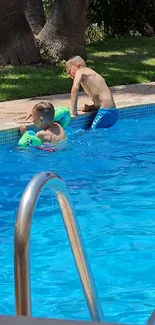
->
xmin=32 ymin=102 xmax=55 ymax=120
xmin=66 ymin=56 xmax=86 ymax=68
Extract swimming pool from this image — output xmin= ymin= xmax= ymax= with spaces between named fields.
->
xmin=1 ymin=111 xmax=155 ymax=324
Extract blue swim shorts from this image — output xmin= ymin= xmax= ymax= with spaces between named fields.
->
xmin=91 ymin=108 xmax=118 ymax=130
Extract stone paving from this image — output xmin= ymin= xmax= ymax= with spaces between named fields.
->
xmin=0 ymin=82 xmax=155 ymax=130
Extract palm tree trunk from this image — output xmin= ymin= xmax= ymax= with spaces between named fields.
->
xmin=38 ymin=0 xmax=89 ymax=62
xmin=0 ymin=0 xmax=40 ymax=65
xmin=25 ymin=0 xmax=46 ymax=35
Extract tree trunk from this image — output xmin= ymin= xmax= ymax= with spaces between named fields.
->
xmin=25 ymin=0 xmax=46 ymax=35
xmin=0 ymin=0 xmax=40 ymax=65
xmin=38 ymin=0 xmax=89 ymax=62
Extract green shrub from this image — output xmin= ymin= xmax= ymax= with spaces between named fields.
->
xmin=85 ymin=24 xmax=105 ymax=44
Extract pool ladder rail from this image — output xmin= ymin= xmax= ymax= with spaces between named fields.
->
xmin=14 ymin=171 xmax=104 ymax=321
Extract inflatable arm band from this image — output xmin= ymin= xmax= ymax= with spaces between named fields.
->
xmin=18 ymin=131 xmax=42 ymax=147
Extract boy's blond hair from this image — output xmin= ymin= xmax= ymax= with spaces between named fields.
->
xmin=33 ymin=102 xmax=55 ymax=120
xmin=66 ymin=56 xmax=86 ymax=68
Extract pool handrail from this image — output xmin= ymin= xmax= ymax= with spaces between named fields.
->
xmin=14 ymin=171 xmax=103 ymax=321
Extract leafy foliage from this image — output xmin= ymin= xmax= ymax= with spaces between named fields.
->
xmin=43 ymin=0 xmax=53 ymax=17
xmin=85 ymin=24 xmax=104 ymax=44
xmin=41 ymin=0 xmax=155 ymax=42
xmin=88 ymin=0 xmax=155 ymax=36
xmin=42 ymin=0 xmax=155 ymax=39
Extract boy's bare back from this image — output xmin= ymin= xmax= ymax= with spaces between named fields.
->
xmin=36 ymin=122 xmax=66 ymax=144
xmin=75 ymin=67 xmax=115 ymax=109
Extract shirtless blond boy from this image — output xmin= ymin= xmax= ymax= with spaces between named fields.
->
xmin=20 ymin=102 xmax=66 ymax=144
xmin=66 ymin=56 xmax=118 ymax=129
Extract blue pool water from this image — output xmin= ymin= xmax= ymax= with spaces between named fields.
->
xmin=1 ymin=115 xmax=155 ymax=324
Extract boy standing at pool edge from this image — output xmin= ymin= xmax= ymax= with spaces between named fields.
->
xmin=66 ymin=56 xmax=118 ymax=129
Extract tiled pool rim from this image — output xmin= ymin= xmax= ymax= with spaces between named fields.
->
xmin=1 ymin=103 xmax=155 ymax=146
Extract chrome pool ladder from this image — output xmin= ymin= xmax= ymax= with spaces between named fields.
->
xmin=14 ymin=171 xmax=103 ymax=321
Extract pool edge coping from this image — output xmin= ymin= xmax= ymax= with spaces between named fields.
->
xmin=1 ymin=102 xmax=155 ymax=133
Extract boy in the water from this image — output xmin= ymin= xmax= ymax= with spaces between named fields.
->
xmin=20 ymin=102 xmax=66 ymax=144
xmin=66 ymin=56 xmax=118 ymax=129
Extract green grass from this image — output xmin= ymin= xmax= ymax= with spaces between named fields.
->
xmin=1 ymin=37 xmax=155 ymax=102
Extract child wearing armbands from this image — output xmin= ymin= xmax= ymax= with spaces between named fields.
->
xmin=19 ymin=102 xmax=67 ymax=146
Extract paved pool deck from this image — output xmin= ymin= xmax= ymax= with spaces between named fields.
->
xmin=0 ymin=82 xmax=155 ymax=130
